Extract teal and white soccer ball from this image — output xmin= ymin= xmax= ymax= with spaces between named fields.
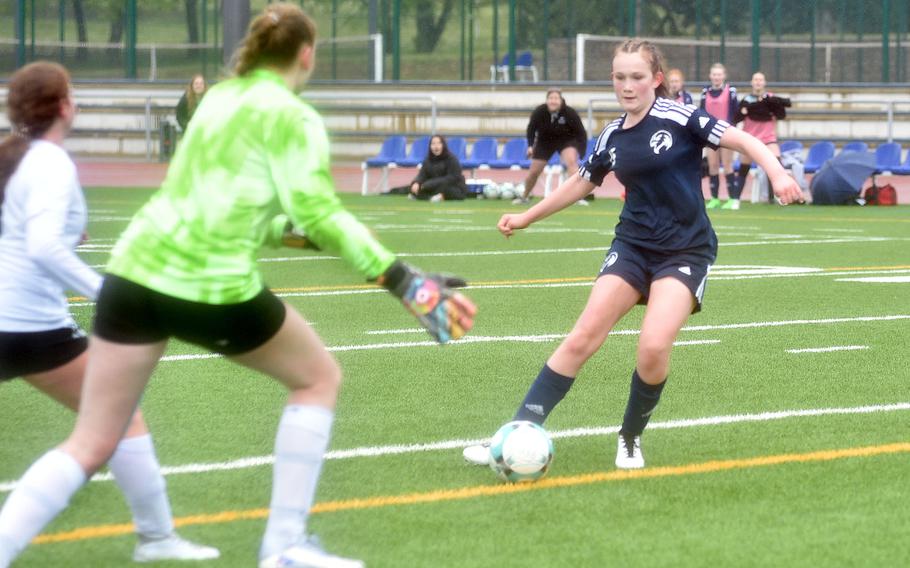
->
xmin=498 ymin=182 xmax=517 ymax=200
xmin=489 ymin=420 xmax=554 ymax=483
xmin=482 ymin=183 xmax=501 ymax=199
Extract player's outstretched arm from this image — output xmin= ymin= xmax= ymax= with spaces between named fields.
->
xmin=498 ymin=172 xmax=596 ymax=237
xmin=378 ymin=261 xmax=476 ymax=343
xmin=719 ymin=127 xmax=803 ymax=204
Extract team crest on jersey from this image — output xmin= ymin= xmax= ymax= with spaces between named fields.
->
xmin=649 ymin=130 xmax=673 ymax=154
xmin=699 ymin=116 xmax=710 ymax=129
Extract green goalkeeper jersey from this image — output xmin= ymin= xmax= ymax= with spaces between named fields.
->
xmin=107 ymin=69 xmax=395 ymax=304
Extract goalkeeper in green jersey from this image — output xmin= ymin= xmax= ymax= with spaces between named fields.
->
xmin=0 ymin=4 xmax=475 ymax=568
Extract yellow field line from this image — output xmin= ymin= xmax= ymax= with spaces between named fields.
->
xmin=65 ymin=266 xmax=910 ymax=303
xmin=33 ymin=441 xmax=910 ymax=546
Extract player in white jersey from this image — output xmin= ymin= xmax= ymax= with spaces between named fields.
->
xmin=0 ymin=62 xmax=218 ymax=565
xmin=0 ymin=6 xmax=476 ymax=568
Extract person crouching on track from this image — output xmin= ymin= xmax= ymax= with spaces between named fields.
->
xmin=409 ymin=134 xmax=468 ymax=201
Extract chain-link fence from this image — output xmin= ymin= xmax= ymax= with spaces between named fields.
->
xmin=1 ymin=1 xmax=908 ymax=84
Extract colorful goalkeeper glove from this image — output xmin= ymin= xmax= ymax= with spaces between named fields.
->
xmin=379 ymin=260 xmax=473 ymax=343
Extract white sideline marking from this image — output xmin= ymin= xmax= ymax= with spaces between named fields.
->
xmin=154 ymin=315 xmax=910 ymax=363
xmin=836 ymin=276 xmax=910 ymax=283
xmin=2 ymin=401 xmax=908 ymax=494
xmin=787 ymin=345 xmax=870 ymax=354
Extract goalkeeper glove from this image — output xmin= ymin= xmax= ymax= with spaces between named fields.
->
xmin=379 ymin=261 xmax=475 ymax=343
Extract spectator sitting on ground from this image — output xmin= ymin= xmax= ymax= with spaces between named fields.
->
xmin=176 ymin=74 xmax=207 ymax=131
xmin=409 ymin=135 xmax=467 ymax=201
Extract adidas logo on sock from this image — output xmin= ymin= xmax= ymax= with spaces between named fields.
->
xmin=525 ymin=404 xmax=545 ymax=416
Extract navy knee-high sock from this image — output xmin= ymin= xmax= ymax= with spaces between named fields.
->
xmin=513 ymin=364 xmax=575 ymax=425
xmin=733 ymin=162 xmax=751 ymax=199
xmin=619 ymin=370 xmax=666 ymax=438
xmin=709 ymin=175 xmax=720 ymax=199
xmin=725 ymin=173 xmax=737 ymax=199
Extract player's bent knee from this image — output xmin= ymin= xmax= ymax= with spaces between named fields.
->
xmin=560 ymin=329 xmax=603 ymax=362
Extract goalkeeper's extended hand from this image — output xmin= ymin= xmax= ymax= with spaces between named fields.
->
xmin=379 ymin=261 xmax=476 ymax=343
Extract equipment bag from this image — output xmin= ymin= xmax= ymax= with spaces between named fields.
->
xmin=864 ymin=184 xmax=897 ymax=206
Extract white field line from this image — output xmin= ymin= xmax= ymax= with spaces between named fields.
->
xmin=154 ymin=314 xmax=910 ymax=363
xmin=2 ymin=401 xmax=908 ymax=494
xmin=787 ymin=345 xmax=870 ymax=354
xmin=77 ymin=235 xmax=901 ymax=257
xmin=64 ymin=268 xmax=910 ymax=308
xmin=836 ymin=276 xmax=910 ymax=283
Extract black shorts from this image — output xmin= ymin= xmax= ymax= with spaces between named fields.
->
xmin=597 ymin=240 xmax=713 ymax=313
xmin=0 ymin=325 xmax=88 ymax=381
xmin=93 ymin=274 xmax=287 ymax=355
xmin=532 ymin=137 xmax=583 ymax=161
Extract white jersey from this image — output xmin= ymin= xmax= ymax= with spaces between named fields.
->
xmin=0 ymin=140 xmax=102 ymax=332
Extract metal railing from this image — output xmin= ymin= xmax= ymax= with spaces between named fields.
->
xmin=586 ymin=96 xmax=908 ymax=143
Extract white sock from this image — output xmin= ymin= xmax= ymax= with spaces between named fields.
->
xmin=259 ymin=405 xmax=334 ymax=560
xmin=0 ymin=450 xmax=86 ymax=565
xmin=108 ymin=434 xmax=174 ymax=541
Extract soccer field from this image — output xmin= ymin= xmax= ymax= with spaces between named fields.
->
xmin=2 ymin=190 xmax=909 ymax=567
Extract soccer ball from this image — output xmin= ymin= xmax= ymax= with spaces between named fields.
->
xmin=498 ymin=182 xmax=517 ymax=200
xmin=482 ymin=183 xmax=501 ymax=200
xmin=488 ymin=421 xmax=554 ymax=483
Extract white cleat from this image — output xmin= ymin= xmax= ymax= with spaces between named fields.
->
xmin=615 ymin=435 xmax=645 ymax=469
xmin=574 ymin=199 xmax=590 ymax=206
xmin=259 ymin=538 xmax=363 ymax=568
xmin=462 ymin=442 xmax=491 ymax=466
xmin=133 ymin=533 xmax=220 ymax=563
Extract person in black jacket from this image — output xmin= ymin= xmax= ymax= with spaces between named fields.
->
xmin=409 ymin=135 xmax=467 ymax=201
xmin=175 ymin=74 xmax=207 ymax=132
xmin=515 ymin=89 xmax=588 ymax=204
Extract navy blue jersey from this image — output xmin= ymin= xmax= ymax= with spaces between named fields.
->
xmin=580 ymin=98 xmax=730 ymax=259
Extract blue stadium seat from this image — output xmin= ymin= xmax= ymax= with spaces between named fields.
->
xmin=546 ymin=151 xmax=561 ymax=166
xmin=396 ymin=136 xmax=430 ymax=168
xmin=803 ymin=141 xmax=835 ymax=174
xmin=461 ymin=137 xmax=499 ymax=170
xmin=873 ymin=142 xmax=902 ymax=174
xmin=893 ymin=149 xmax=910 ymax=175
xmin=779 ymin=140 xmax=803 ymax=155
xmin=361 ymin=135 xmax=407 ymax=194
xmin=489 ymin=138 xmax=530 ymax=169
xmin=840 ymin=141 xmax=868 ymax=155
xmin=489 ymin=50 xmax=539 ymax=82
xmin=447 ymin=136 xmax=467 ymax=161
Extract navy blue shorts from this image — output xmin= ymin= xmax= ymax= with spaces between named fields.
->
xmin=597 ymin=240 xmax=713 ymax=313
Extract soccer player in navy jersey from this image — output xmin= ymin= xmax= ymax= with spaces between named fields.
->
xmin=463 ymin=39 xmax=802 ymax=470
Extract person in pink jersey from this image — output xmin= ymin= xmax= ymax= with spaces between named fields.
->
xmin=700 ymin=63 xmax=738 ymax=209
xmin=732 ymin=71 xmax=791 ymax=205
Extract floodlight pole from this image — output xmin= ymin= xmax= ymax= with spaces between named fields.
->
xmin=222 ymin=0 xmax=250 ymax=66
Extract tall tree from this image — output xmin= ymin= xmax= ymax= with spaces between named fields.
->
xmin=414 ymin=0 xmax=456 ymax=53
